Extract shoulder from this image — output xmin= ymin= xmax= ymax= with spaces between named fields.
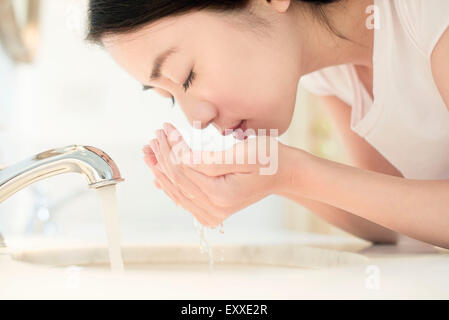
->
xmin=393 ymin=0 xmax=449 ymax=109
xmin=299 ymin=65 xmax=354 ymax=105
xmin=430 ymin=25 xmax=449 ymax=111
xmin=394 ymin=0 xmax=449 ymax=57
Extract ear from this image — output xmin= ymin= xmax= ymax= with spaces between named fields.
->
xmin=266 ymin=0 xmax=292 ymax=13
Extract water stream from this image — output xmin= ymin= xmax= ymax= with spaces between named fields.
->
xmin=97 ymin=185 xmax=124 ymax=272
xmin=193 ymin=219 xmax=225 ymax=269
xmin=97 ymin=184 xmax=226 ymax=271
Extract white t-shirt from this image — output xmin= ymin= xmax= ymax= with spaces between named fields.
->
xmin=299 ymin=0 xmax=449 ymax=180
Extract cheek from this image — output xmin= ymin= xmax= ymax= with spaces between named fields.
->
xmin=200 ymin=70 xmax=275 ymax=118
xmin=244 ymin=82 xmax=297 ymax=135
xmin=197 ymin=72 xmax=248 ymax=117
xmin=199 ymin=71 xmax=296 ymax=133
xmin=197 ymin=49 xmax=298 ymax=128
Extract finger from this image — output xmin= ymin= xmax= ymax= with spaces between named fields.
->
xmin=142 ymin=144 xmax=153 ymax=156
xmin=151 ymin=153 xmax=250 ymax=223
xmin=184 ymin=164 xmax=267 ymax=211
xmin=148 ymin=145 xmax=228 ymax=221
xmin=145 ymin=157 xmax=180 ymax=203
xmin=156 ymin=166 xmax=227 ymax=224
xmin=182 ymin=165 xmax=221 ymax=191
xmin=156 ymin=128 xmax=184 ymax=167
xmin=156 ymin=127 xmax=243 ymax=206
xmin=153 ymin=164 xmax=219 ymax=227
xmin=146 ymin=153 xmax=184 ymax=204
xmin=144 ymin=153 xmax=158 ymax=169
xmin=155 ymin=130 xmax=177 ymax=175
xmin=163 ymin=123 xmax=192 ymax=166
xmin=146 ymin=158 xmax=184 ymax=204
xmin=184 ymin=138 xmax=261 ymax=177
xmin=143 ymin=146 xmax=158 ymax=166
xmin=158 ymin=174 xmax=218 ymax=227
xmin=159 ymin=181 xmax=181 ymax=206
xmin=162 ymin=123 xmax=253 ymax=176
xmin=183 ymin=151 xmax=251 ymax=177
xmin=163 ymin=122 xmax=187 ymax=148
xmin=156 ymin=129 xmax=198 ymax=200
xmin=149 ymin=137 xmax=174 ymax=182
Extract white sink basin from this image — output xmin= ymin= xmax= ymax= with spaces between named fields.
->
xmin=10 ymin=242 xmax=369 ymax=271
xmin=2 ymin=235 xmax=448 ymax=299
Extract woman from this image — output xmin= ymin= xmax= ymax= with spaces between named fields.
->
xmin=87 ymin=0 xmax=449 ymax=249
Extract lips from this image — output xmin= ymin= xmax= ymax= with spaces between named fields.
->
xmin=231 ymin=120 xmax=247 ymax=141
xmin=221 ymin=120 xmax=242 ymax=135
xmin=221 ymin=119 xmax=246 ymax=137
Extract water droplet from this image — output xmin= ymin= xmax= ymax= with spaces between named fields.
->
xmin=193 ymin=218 xmax=214 ymax=269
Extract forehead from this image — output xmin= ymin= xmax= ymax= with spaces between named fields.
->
xmin=102 ymin=11 xmax=231 ymax=83
xmin=102 ymin=15 xmax=183 ymax=83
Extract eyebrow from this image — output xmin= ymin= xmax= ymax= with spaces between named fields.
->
xmin=142 ymin=46 xmax=178 ymax=91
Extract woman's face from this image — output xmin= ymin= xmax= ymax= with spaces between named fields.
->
xmin=103 ymin=2 xmax=302 ymax=137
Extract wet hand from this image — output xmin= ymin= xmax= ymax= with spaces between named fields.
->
xmin=143 ymin=122 xmax=290 ymax=228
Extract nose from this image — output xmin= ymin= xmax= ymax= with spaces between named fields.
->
xmin=184 ymin=100 xmax=218 ymax=130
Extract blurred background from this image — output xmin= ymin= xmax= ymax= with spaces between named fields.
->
xmin=0 ymin=0 xmax=353 ymax=246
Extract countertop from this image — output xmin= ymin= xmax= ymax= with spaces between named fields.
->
xmin=0 ymin=232 xmax=448 ymax=299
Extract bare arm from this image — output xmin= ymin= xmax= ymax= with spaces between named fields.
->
xmin=281 ymin=94 xmax=399 ymax=244
xmin=282 ymin=26 xmax=449 ymax=248
xmin=282 ymin=29 xmax=449 ymax=248
xmin=281 ymin=146 xmax=449 ymax=248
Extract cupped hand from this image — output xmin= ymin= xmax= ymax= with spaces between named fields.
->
xmin=142 ymin=122 xmax=291 ymax=228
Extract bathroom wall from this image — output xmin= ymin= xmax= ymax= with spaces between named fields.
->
xmin=0 ymin=43 xmax=14 ymax=160
xmin=0 ymin=41 xmax=16 ymax=235
xmin=0 ymin=0 xmax=288 ymax=243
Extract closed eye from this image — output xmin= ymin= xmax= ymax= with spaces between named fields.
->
xmin=183 ymin=69 xmax=195 ymax=92
xmin=142 ymin=69 xmax=194 ymax=107
xmin=142 ymin=85 xmax=175 ymax=108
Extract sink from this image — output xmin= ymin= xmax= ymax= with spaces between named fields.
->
xmin=2 ymin=235 xmax=448 ymax=299
xmin=0 ymin=236 xmax=383 ymax=299
xmin=10 ymin=242 xmax=370 ymax=271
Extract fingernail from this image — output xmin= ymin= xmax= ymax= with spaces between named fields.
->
xmin=167 ymin=131 xmax=181 ymax=144
xmin=163 ymin=122 xmax=171 ymax=134
xmin=155 ymin=129 xmax=164 ymax=140
xmin=142 ymin=144 xmax=151 ymax=154
xmin=149 ymin=139 xmax=159 ymax=153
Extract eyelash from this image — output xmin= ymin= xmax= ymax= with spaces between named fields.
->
xmin=170 ymin=69 xmax=195 ymax=108
xmin=183 ymin=70 xmax=195 ymax=92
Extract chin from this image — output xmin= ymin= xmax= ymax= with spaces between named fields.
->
xmin=245 ymin=123 xmax=287 ymax=138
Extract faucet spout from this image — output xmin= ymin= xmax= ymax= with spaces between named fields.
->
xmin=0 ymin=145 xmax=124 ymax=204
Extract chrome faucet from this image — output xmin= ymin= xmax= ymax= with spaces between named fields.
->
xmin=0 ymin=145 xmax=124 ymax=247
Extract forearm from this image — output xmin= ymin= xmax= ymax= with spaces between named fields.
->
xmin=281 ymin=190 xmax=398 ymax=244
xmin=280 ymin=148 xmax=449 ymax=249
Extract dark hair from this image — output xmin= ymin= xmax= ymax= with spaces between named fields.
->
xmin=87 ymin=0 xmax=343 ymax=44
